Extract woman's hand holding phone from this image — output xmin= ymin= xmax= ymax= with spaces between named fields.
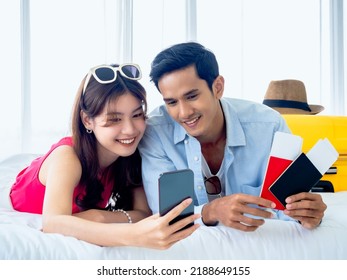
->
xmin=130 ymin=198 xmax=200 ymax=250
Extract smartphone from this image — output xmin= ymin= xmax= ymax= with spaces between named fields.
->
xmin=158 ymin=169 xmax=194 ymax=229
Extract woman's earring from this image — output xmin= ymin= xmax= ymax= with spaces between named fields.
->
xmin=86 ymin=129 xmax=93 ymax=134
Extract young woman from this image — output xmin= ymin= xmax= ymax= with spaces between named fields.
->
xmin=9 ymin=63 xmax=199 ymax=248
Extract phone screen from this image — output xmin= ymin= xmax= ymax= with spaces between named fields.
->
xmin=158 ymin=169 xmax=194 ymax=228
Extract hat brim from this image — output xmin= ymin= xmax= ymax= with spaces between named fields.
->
xmin=271 ymin=104 xmax=324 ymax=115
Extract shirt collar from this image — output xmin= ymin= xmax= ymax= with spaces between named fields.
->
xmin=173 ymin=118 xmax=188 ymax=144
xmin=220 ymin=99 xmax=246 ymax=147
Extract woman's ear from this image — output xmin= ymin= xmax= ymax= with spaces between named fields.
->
xmin=80 ymin=110 xmax=93 ymax=130
xmin=213 ymin=75 xmax=224 ymax=99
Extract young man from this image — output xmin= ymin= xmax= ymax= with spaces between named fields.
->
xmin=139 ymin=42 xmax=326 ymax=231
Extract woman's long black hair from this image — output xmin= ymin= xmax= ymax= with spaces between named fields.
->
xmin=71 ymin=65 xmax=147 ymax=211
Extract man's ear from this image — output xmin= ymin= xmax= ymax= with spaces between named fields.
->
xmin=213 ymin=75 xmax=224 ymax=99
xmin=80 ymin=110 xmax=93 ymax=130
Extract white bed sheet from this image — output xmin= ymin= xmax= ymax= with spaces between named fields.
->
xmin=1 ymin=154 xmax=347 ymax=260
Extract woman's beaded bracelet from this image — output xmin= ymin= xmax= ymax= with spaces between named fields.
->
xmin=114 ymin=208 xmax=132 ymax=223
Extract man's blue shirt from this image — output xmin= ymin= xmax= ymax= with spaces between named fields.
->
xmin=139 ymin=97 xmax=292 ymax=221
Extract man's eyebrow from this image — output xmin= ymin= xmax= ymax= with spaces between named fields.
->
xmin=106 ymin=105 xmax=144 ymax=115
xmin=163 ymin=97 xmax=176 ymax=103
xmin=184 ymin=89 xmax=199 ymax=96
xmin=163 ymin=89 xmax=199 ymax=102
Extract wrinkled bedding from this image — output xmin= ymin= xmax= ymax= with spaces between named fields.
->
xmin=1 ymin=154 xmax=346 ymax=260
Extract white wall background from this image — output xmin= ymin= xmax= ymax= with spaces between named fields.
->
xmin=0 ymin=0 xmax=346 ymax=161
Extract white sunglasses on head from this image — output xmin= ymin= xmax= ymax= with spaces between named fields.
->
xmin=82 ymin=63 xmax=142 ymax=94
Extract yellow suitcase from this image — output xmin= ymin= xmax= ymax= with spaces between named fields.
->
xmin=283 ymin=115 xmax=347 ymax=192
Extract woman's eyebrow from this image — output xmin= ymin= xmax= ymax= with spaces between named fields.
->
xmin=106 ymin=105 xmax=143 ymax=116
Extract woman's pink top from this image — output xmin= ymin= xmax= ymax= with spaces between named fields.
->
xmin=9 ymin=137 xmax=114 ymax=214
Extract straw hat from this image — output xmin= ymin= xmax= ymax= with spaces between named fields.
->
xmin=263 ymin=79 xmax=324 ymax=114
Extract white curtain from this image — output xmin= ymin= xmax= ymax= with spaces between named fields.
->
xmin=0 ymin=0 xmax=345 ymax=161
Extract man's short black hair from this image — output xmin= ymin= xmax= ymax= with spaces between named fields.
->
xmin=150 ymin=42 xmax=219 ymax=91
